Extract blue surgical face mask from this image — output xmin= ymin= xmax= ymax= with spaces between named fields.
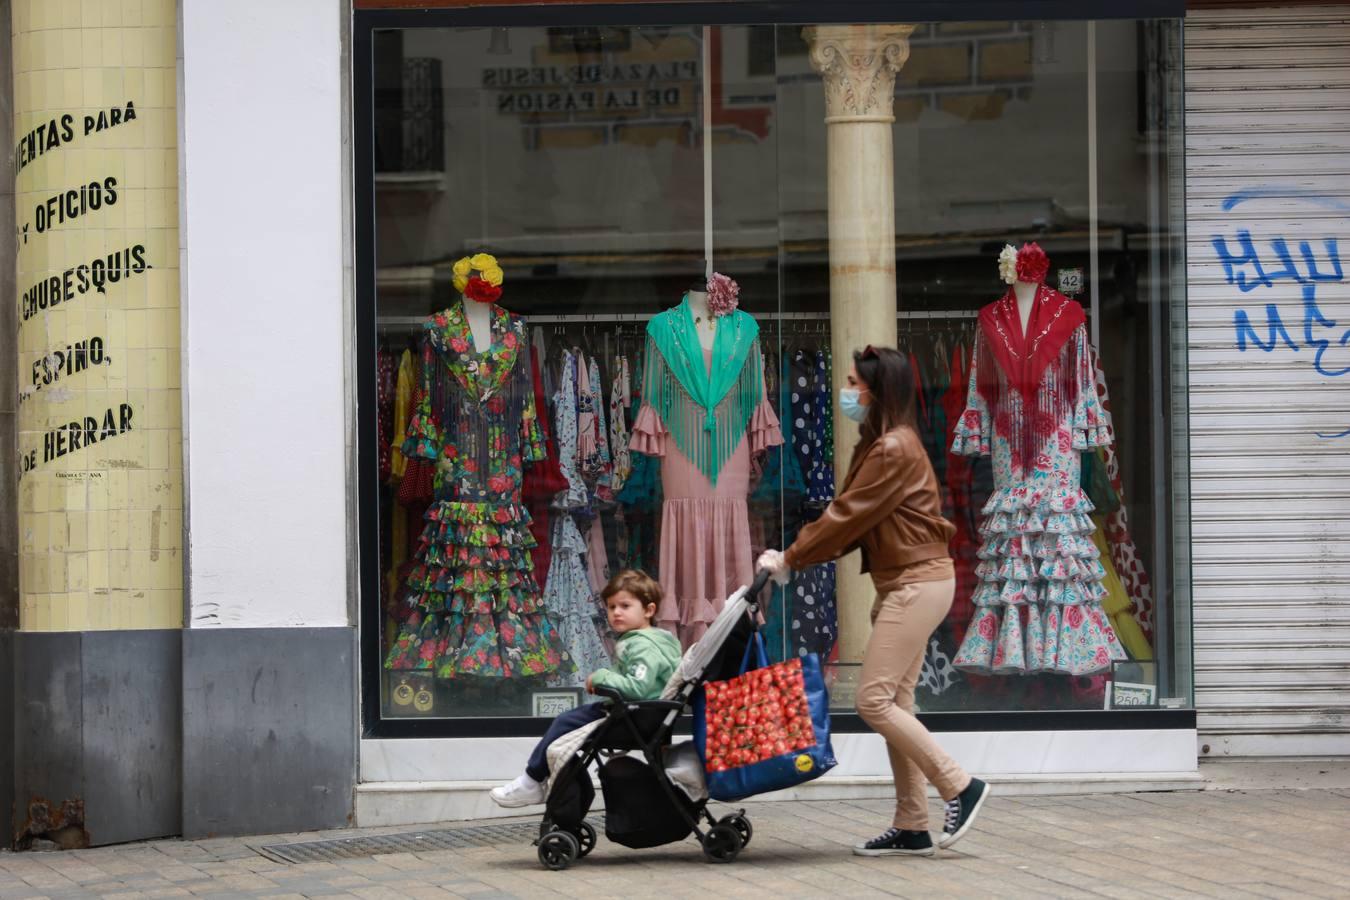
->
xmin=839 ymin=387 xmax=868 ymax=423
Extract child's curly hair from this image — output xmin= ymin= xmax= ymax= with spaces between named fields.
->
xmin=601 ymin=569 xmax=663 ymax=612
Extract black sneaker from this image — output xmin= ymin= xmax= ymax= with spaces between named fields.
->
xmin=852 ymin=827 xmax=935 ymax=857
xmin=938 ymin=777 xmax=991 ymax=849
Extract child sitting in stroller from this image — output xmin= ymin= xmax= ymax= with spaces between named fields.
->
xmin=490 ymin=569 xmax=682 ymax=808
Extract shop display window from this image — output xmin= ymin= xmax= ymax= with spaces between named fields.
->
xmin=358 ymin=12 xmax=1192 ymax=732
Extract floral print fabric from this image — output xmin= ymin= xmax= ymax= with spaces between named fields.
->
xmin=609 ymin=356 xmax=633 ymax=494
xmin=384 ymin=303 xmax=569 ymax=681
xmin=950 ymin=322 xmax=1127 ymax=676
xmin=544 ymin=515 xmax=613 ymax=688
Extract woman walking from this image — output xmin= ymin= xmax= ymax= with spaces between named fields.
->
xmin=757 ymin=345 xmax=990 ymax=857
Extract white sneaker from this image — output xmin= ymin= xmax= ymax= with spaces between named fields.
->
xmin=489 ymin=774 xmax=545 ymax=808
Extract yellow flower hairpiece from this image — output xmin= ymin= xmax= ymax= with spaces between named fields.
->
xmin=452 ymin=253 xmax=503 ymax=294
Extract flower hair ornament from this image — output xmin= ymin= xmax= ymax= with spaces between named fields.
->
xmin=452 ymin=252 xmax=504 ymax=304
xmin=1015 ymin=242 xmax=1050 ymax=284
xmin=997 ymin=244 xmax=1018 ymax=285
xmin=705 ymin=272 xmax=740 ymax=318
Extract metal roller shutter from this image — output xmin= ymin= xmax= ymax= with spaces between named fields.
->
xmin=1186 ymin=6 xmax=1350 ymax=755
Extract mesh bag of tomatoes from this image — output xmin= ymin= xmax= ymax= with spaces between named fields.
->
xmin=693 ymin=635 xmax=836 ymax=801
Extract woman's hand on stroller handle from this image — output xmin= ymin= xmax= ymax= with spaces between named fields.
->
xmin=754 ymin=550 xmax=791 ymax=587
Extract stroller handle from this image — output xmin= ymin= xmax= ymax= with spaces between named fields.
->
xmin=749 ymin=567 xmax=773 ymax=597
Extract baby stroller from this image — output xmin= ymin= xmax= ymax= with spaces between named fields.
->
xmin=532 ymin=570 xmax=772 ymax=870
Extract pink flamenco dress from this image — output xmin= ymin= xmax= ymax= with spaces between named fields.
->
xmin=629 ymin=296 xmax=782 ymax=648
xmin=950 ymin=285 xmax=1127 ymax=676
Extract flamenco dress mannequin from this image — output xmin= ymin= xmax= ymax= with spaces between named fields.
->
xmin=385 ymin=254 xmax=569 ymax=681
xmin=950 ymin=243 xmax=1127 ymax=675
xmin=630 ymin=274 xmax=783 ymax=648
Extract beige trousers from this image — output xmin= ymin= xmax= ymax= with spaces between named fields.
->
xmin=856 ymin=578 xmax=971 ymax=830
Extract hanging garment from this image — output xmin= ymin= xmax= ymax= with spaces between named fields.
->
xmin=377 ymin=348 xmax=397 ymax=483
xmin=631 ymin=299 xmax=782 ymax=647
xmin=942 ymin=344 xmax=980 ymax=646
xmin=553 ymin=351 xmax=590 ymax=512
xmin=1091 ymin=360 xmax=1157 ymax=645
xmin=585 ymin=513 xmax=610 ymax=597
xmin=386 ymin=349 xmax=417 ymax=607
xmin=950 ymin=286 xmax=1126 ymax=676
xmin=616 ymin=375 xmax=662 ymax=576
xmin=1090 ymin=519 xmax=1152 ymax=660
xmin=544 ymin=514 xmax=612 ymax=688
xmin=806 ymin=349 xmax=836 ymax=505
xmin=588 ymin=355 xmax=613 ymax=494
xmin=751 ymin=352 xmax=806 ymax=662
xmin=523 ymin=344 xmax=568 ymax=583
xmin=792 ymin=348 xmax=838 ymax=659
xmin=384 ymin=302 xmax=569 ymax=680
xmin=390 ymin=349 xmax=415 ymax=484
xmin=609 ymin=355 xmax=633 ymax=494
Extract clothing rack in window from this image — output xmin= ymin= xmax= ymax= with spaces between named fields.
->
xmin=376 ymin=309 xmax=980 ymax=328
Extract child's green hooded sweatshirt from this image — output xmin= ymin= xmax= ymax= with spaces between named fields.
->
xmin=590 ymin=627 xmax=683 ymax=700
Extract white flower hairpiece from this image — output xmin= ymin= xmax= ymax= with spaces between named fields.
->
xmin=997 ymin=244 xmax=1018 ymax=285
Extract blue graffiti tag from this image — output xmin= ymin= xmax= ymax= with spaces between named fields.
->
xmin=1215 ymin=188 xmax=1350 ymax=438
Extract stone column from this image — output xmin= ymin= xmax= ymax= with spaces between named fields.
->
xmin=803 ymin=24 xmax=914 ymax=675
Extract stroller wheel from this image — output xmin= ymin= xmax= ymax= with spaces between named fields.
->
xmin=574 ymin=821 xmax=597 ymax=857
xmin=702 ymin=824 xmax=742 ymax=864
xmin=538 ymin=830 xmax=580 ymax=871
xmin=718 ymin=813 xmax=753 ymax=849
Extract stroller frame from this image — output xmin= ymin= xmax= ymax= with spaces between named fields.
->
xmin=532 ymin=572 xmax=772 ymax=870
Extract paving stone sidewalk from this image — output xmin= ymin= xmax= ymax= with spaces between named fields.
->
xmin=2 ymin=785 xmax=1348 ymax=899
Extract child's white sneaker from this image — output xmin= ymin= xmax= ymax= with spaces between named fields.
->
xmin=489 ymin=774 xmax=545 ymax=808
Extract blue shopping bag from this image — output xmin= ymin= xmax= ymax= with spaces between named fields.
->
xmin=693 ymin=632 xmax=836 ymax=801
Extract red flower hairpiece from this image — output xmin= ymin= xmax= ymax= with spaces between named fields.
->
xmin=1015 ymin=242 xmax=1050 ymax=284
xmin=706 ymin=272 xmax=740 ymax=317
xmin=463 ymin=275 xmax=502 ymax=305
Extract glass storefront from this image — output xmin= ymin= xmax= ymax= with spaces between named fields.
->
xmin=358 ymin=9 xmax=1192 ymax=733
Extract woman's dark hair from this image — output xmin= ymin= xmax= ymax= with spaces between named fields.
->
xmin=852 ymin=345 xmax=917 ymax=441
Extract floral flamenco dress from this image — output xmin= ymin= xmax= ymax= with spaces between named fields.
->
xmin=950 ymin=285 xmax=1127 ymax=675
xmin=384 ymin=302 xmax=569 ymax=680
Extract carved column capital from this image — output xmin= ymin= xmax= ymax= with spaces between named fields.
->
xmin=803 ymin=24 xmax=916 ymax=124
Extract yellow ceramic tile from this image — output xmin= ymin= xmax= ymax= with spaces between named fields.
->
xmin=128 ymin=549 xmax=150 ymax=590
xmin=67 ymin=552 xmax=89 ymax=592
xmin=28 ymin=600 xmax=51 ymax=631
xmin=50 ymin=595 xmax=71 ymax=630
xmin=66 ymin=510 xmax=89 ymax=552
xmin=86 ymin=592 xmax=109 ymax=629
xmin=67 ymin=593 xmax=90 ymax=629
xmin=48 ymin=553 xmax=68 ymax=593
xmin=126 ymin=469 xmax=151 ymax=509
xmin=86 ymin=547 xmax=109 ymax=587
xmin=64 ymin=480 xmax=87 ymax=512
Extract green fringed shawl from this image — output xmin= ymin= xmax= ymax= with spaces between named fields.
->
xmin=643 ymin=295 xmax=762 ymax=485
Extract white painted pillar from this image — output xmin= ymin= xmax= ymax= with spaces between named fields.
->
xmin=803 ymin=24 xmax=915 ymax=671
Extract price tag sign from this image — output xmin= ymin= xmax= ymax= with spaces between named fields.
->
xmin=1058 ymin=267 xmax=1085 ymax=296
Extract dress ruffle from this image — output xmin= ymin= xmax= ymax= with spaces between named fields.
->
xmin=951 ymin=407 xmax=991 ymax=457
xmin=747 ymin=397 xmax=784 ymax=455
xmin=629 ymin=404 xmax=667 ymax=457
xmin=954 ymin=486 xmax=1126 ymax=676
xmin=656 ymin=496 xmax=754 ymax=647
xmin=385 ymin=500 xmax=571 ymax=680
